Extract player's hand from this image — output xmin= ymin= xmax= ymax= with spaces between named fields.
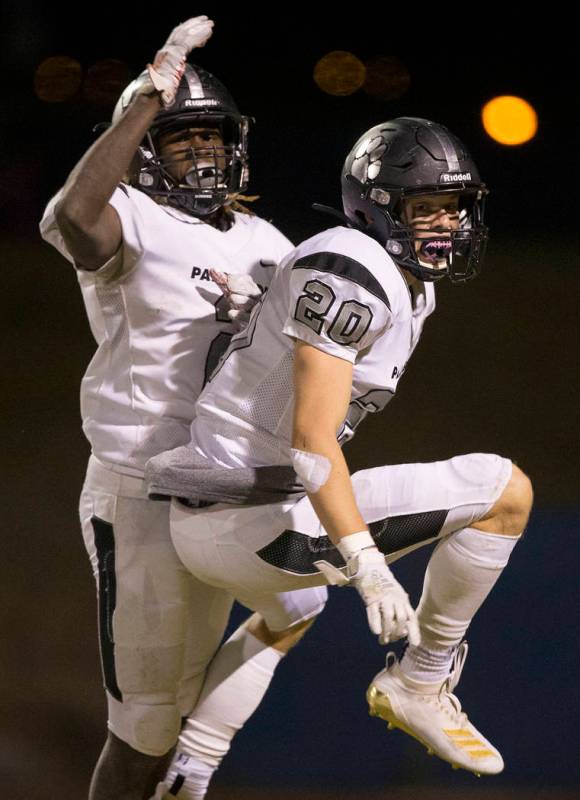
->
xmin=162 ymin=16 xmax=215 ymax=52
xmin=210 ymin=269 xmax=263 ymax=331
xmin=147 ymin=16 xmax=214 ymax=107
xmin=346 ymin=548 xmax=421 ymax=646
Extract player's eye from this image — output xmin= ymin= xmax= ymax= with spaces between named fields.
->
xmin=417 ymin=205 xmax=458 ymax=217
xmin=169 ymin=134 xmax=190 ymax=146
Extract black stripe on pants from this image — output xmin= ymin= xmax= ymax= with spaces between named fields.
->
xmin=92 ymin=516 xmax=122 ymax=702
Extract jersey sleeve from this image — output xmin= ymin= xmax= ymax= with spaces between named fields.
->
xmin=38 ymin=184 xmax=146 ymax=281
xmin=282 ymin=250 xmax=392 ymax=363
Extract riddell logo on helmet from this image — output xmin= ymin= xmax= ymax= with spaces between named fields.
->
xmin=440 ymin=172 xmax=472 ymax=183
xmin=184 ymin=98 xmax=220 ymax=107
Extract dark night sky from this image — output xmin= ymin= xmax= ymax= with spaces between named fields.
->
xmin=1 ymin=13 xmax=580 ymax=798
xmin=2 ymin=9 xmax=579 ymax=502
xmin=2 ymin=9 xmax=578 ymax=240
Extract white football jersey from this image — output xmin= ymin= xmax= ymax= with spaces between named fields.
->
xmin=39 ymin=184 xmax=293 ymax=475
xmin=190 ymin=225 xmax=435 ymax=468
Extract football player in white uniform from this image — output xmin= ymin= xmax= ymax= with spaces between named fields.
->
xmin=39 ymin=17 xmax=327 ymax=800
xmin=147 ymin=117 xmax=534 ymax=779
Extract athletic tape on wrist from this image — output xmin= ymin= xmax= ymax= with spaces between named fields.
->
xmin=336 ymin=530 xmax=375 ymax=561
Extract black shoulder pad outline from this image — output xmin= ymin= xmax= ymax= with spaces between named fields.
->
xmin=293 ymin=251 xmax=390 ymax=310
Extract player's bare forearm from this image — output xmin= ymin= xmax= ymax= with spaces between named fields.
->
xmin=294 ymin=430 xmax=367 ymax=542
xmin=292 ymin=340 xmax=367 ymax=543
xmin=56 ymin=92 xmax=161 ymax=227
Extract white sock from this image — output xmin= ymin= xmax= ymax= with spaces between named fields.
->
xmin=152 ymin=755 xmax=214 ymax=799
xmin=159 ymin=625 xmax=283 ymax=800
xmin=400 ymin=527 xmax=520 ymax=684
xmin=155 ymin=755 xmax=214 ymax=799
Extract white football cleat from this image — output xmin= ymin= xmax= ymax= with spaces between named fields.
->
xmin=367 ymin=642 xmax=504 ymax=776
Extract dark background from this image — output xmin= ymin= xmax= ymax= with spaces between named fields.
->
xmin=1 ymin=8 xmax=579 ymax=799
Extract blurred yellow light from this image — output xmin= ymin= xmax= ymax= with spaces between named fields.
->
xmin=482 ymin=95 xmax=538 ymax=145
xmin=34 ymin=56 xmax=82 ymax=102
xmin=313 ymin=51 xmax=366 ymax=96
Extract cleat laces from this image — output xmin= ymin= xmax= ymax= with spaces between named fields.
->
xmin=437 ymin=641 xmax=469 ymax=725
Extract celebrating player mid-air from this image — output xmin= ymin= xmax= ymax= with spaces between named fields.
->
xmin=147 ymin=116 xmax=533 ymax=779
xmin=40 ymin=17 xmax=327 ymax=800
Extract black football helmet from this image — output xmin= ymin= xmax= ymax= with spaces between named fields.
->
xmin=112 ymin=64 xmax=250 ymax=217
xmin=341 ymin=117 xmax=489 ymax=283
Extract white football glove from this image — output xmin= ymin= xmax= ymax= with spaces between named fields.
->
xmin=210 ymin=269 xmax=263 ymax=331
xmin=338 ymin=532 xmax=421 ymax=646
xmin=146 ymin=16 xmax=214 ymax=107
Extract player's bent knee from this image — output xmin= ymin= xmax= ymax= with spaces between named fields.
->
xmin=501 ymin=463 xmax=533 ymax=534
xmin=510 ymin=463 xmax=534 ymax=525
xmin=479 ymin=462 xmax=533 ymax=536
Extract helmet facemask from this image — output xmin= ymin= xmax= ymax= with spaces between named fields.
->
xmin=374 ymin=188 xmax=489 ymax=283
xmin=136 ymin=114 xmax=250 ymax=217
xmin=112 ymin=65 xmax=251 ymax=219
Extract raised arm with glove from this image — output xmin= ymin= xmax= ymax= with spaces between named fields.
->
xmin=54 ymin=15 xmax=214 ymax=270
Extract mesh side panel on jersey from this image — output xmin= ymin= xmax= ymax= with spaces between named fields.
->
xmin=207 ymin=418 xmax=289 ymax=465
xmin=257 ymin=508 xmax=449 ymax=575
xmin=237 ymin=351 xmax=294 ymax=431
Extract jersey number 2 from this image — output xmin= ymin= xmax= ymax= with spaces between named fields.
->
xmin=294 ymin=279 xmax=373 ymax=346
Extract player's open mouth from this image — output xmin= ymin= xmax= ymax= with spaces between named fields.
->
xmin=183 ymin=163 xmax=226 ymax=189
xmin=419 ymin=237 xmax=453 ymax=265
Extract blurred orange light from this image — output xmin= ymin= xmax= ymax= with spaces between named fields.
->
xmin=482 ymin=95 xmax=538 ymax=145
xmin=34 ymin=56 xmax=82 ymax=103
xmin=313 ymin=51 xmax=366 ymax=96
